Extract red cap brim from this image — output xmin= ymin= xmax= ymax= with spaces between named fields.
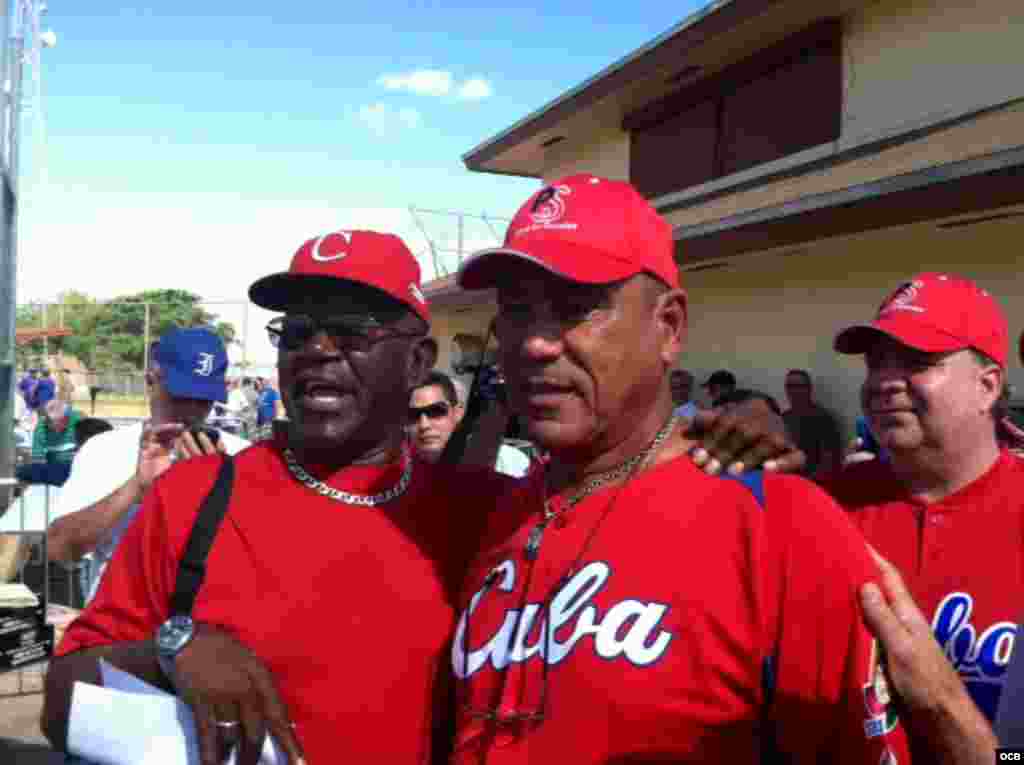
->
xmin=249 ymin=272 xmax=427 ymax=322
xmin=834 ymin=317 xmax=969 ymax=356
xmin=458 ymin=242 xmax=644 ymax=290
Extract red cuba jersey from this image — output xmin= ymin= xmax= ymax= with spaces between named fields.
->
xmin=829 ymin=450 xmax=1024 ymax=724
xmin=451 ymin=456 xmax=910 ymax=764
xmin=58 ymin=442 xmax=500 ymax=764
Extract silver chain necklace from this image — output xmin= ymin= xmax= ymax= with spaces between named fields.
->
xmin=525 ymin=414 xmax=678 ymax=559
xmin=282 ymin=448 xmax=413 ymax=507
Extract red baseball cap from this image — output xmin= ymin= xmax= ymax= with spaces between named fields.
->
xmin=457 ymin=174 xmax=680 ymax=290
xmin=834 ymin=272 xmax=1008 ymax=366
xmin=249 ymin=229 xmax=430 ymax=324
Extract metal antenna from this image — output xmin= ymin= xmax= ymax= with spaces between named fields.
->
xmin=408 ymin=206 xmax=444 ymax=278
xmin=407 ymin=207 xmax=510 ymax=281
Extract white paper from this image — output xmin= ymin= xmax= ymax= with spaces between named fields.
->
xmin=100 ymin=659 xmax=166 ymax=697
xmin=66 ymin=660 xmax=287 ymax=765
xmin=0 ymin=582 xmax=40 ymax=608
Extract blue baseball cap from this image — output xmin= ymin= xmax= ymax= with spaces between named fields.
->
xmin=153 ymin=327 xmax=228 ymax=403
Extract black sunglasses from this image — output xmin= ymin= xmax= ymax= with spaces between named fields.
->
xmin=406 ymin=401 xmax=451 ymax=424
xmin=266 ymin=314 xmax=423 ymax=353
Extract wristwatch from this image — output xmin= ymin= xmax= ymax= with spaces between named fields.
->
xmin=155 ymin=614 xmax=195 ymax=683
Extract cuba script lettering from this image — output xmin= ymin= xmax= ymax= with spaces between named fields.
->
xmin=932 ymin=592 xmax=1016 ymax=680
xmin=452 ymin=560 xmax=674 ymax=679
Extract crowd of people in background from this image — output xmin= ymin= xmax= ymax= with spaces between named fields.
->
xmin=666 ymin=366 xmax=845 ymax=481
xmin=213 ymin=374 xmax=284 ymax=441
xmin=0 ymin=172 xmax=1019 ymax=764
xmin=15 ymin=366 xmax=55 ymax=428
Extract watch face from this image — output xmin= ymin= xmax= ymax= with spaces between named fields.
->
xmin=158 ymin=614 xmax=195 ymax=655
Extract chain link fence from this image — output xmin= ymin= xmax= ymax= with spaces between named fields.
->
xmin=81 ymin=371 xmax=145 ymax=399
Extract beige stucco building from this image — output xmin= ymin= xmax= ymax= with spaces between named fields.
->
xmin=425 ymin=0 xmax=1024 ymax=437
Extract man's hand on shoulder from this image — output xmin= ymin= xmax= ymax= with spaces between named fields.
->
xmin=680 ymin=398 xmax=806 ymax=476
xmin=173 ymin=623 xmax=306 ymax=765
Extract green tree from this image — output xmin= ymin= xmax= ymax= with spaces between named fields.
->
xmin=16 ymin=289 xmax=238 ymax=372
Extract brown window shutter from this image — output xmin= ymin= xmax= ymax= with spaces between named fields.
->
xmin=718 ymin=37 xmax=841 ymax=176
xmin=630 ymin=98 xmax=719 ymax=199
xmin=626 ymin=19 xmax=842 ymax=196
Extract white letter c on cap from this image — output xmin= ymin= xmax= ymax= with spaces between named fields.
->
xmin=311 ymin=230 xmax=353 ymax=262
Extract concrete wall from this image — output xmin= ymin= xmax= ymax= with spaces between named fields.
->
xmin=841 ymin=0 xmax=1022 ymax=141
xmin=542 ymin=121 xmax=631 ymax=183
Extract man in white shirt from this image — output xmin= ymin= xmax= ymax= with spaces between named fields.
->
xmin=225 ymin=378 xmax=250 ymax=415
xmin=46 ymin=328 xmax=249 ymax=602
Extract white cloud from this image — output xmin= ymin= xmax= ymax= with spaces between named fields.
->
xmin=377 ymin=69 xmax=453 ymax=97
xmin=457 ymin=78 xmax=493 ymax=101
xmin=357 ymin=103 xmax=422 ymax=133
xmin=376 ymin=70 xmax=494 ymax=102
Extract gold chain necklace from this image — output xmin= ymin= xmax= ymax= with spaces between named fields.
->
xmin=282 ymin=448 xmax=413 ymax=507
xmin=525 ymin=414 xmax=678 ymax=560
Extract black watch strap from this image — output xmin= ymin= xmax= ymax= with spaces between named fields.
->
xmin=169 ymin=456 xmax=235 ymax=617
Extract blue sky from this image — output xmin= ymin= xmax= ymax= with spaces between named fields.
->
xmin=18 ymin=0 xmax=705 ymax=362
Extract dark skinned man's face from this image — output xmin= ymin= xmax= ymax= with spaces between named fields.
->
xmin=276 ymin=291 xmax=432 ymax=456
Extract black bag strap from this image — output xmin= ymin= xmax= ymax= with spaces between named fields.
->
xmin=169 ymin=457 xmax=235 ymax=617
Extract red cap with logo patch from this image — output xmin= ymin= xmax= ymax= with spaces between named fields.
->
xmin=249 ymin=230 xmax=430 ymax=323
xmin=834 ymin=272 xmax=1008 ymax=366
xmin=457 ymin=174 xmax=680 ymax=290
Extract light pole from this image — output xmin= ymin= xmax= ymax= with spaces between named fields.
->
xmin=0 ymin=4 xmax=25 ymax=499
xmin=0 ymin=1 xmax=55 ymax=493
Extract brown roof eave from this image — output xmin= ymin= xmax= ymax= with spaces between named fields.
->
xmin=673 ymin=145 xmax=1024 ymax=262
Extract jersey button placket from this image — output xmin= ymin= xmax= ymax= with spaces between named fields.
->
xmin=926 ymin=509 xmax=946 ymax=563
